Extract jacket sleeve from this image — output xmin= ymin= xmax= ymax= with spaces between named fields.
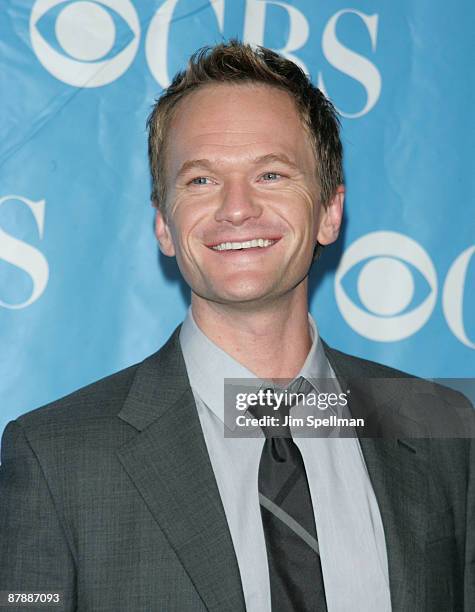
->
xmin=0 ymin=420 xmax=76 ymax=611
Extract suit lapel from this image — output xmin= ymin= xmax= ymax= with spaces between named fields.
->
xmin=357 ymin=437 xmax=427 ymax=611
xmin=116 ymin=328 xmax=246 ymax=612
xmin=322 ymin=342 xmax=428 ymax=611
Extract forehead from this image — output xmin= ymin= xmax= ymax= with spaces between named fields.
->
xmin=166 ymin=83 xmax=314 ymax=171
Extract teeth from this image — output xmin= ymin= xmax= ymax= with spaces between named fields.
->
xmin=212 ymin=239 xmax=275 ymax=251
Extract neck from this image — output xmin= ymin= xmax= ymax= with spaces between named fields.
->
xmin=191 ymin=282 xmax=312 ymax=380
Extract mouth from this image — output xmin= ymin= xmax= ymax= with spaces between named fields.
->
xmin=207 ymin=238 xmax=280 ymax=252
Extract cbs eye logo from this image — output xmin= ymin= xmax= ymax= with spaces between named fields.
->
xmin=29 ymin=0 xmax=140 ymax=88
xmin=335 ymin=231 xmax=438 ymax=342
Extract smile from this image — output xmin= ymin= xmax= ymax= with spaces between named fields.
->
xmin=210 ymin=238 xmax=277 ymax=251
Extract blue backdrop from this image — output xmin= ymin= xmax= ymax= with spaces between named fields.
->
xmin=1 ymin=0 xmax=474 ymax=439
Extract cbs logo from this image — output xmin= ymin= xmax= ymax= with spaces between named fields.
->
xmin=29 ymin=0 xmax=224 ymax=88
xmin=30 ymin=0 xmax=140 ymax=87
xmin=29 ymin=0 xmax=382 ymax=120
xmin=335 ymin=231 xmax=474 ymax=347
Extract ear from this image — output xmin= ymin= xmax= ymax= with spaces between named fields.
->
xmin=316 ymin=184 xmax=345 ymax=246
xmin=155 ymin=209 xmax=176 ymax=257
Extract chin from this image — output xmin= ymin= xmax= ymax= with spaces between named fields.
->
xmin=207 ymin=281 xmax=280 ymax=306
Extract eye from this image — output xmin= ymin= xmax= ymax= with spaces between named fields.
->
xmin=261 ymin=172 xmax=281 ymax=181
xmin=30 ymin=0 xmax=140 ymax=87
xmin=190 ymin=177 xmax=212 ymax=185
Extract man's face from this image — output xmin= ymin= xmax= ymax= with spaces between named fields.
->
xmin=155 ymin=83 xmax=343 ymax=308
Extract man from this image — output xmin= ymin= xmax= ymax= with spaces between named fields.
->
xmin=0 ymin=41 xmax=473 ymax=612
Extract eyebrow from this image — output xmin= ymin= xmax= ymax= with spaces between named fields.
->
xmin=175 ymin=153 xmax=299 ymax=180
xmin=176 ymin=159 xmax=214 ymax=180
xmin=252 ymin=153 xmax=299 ymax=169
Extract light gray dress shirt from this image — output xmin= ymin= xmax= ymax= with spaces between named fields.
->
xmin=179 ymin=309 xmax=392 ymax=612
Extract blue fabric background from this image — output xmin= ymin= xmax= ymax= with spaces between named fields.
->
xmin=1 ymin=0 xmax=474 ymax=439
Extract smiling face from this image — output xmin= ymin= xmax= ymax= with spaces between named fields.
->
xmin=155 ymin=83 xmax=343 ymax=309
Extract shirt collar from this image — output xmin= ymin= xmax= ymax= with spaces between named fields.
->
xmin=179 ymin=307 xmax=335 ymax=427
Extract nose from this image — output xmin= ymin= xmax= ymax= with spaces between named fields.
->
xmin=214 ymin=178 xmax=263 ymax=225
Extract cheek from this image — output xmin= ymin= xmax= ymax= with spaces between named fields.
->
xmin=275 ymin=182 xmax=315 ymax=208
xmin=271 ymin=185 xmax=319 ymax=231
xmin=168 ymin=209 xmax=205 ymax=259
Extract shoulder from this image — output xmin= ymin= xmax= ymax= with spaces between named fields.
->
xmin=0 ymin=324 xmax=189 ymax=497
xmin=15 ymin=361 xmax=141 ymax=431
xmin=13 ymin=325 xmax=184 ymax=438
xmin=1 ymin=361 xmax=145 ymax=464
xmin=2 ymin=354 xmax=167 ymax=479
xmin=323 ymin=339 xmax=470 ymax=403
xmin=322 ymin=340 xmax=416 ymax=380
xmin=322 ymin=340 xmax=474 ymax=437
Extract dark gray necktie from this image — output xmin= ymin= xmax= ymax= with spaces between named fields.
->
xmin=249 ymin=378 xmax=327 ymax=611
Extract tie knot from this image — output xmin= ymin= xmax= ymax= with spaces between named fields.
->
xmin=247 ymin=378 xmax=314 ymax=438
xmin=247 ymin=387 xmax=290 ymax=437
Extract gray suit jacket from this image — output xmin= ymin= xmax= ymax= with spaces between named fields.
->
xmin=1 ymin=326 xmax=474 ymax=611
